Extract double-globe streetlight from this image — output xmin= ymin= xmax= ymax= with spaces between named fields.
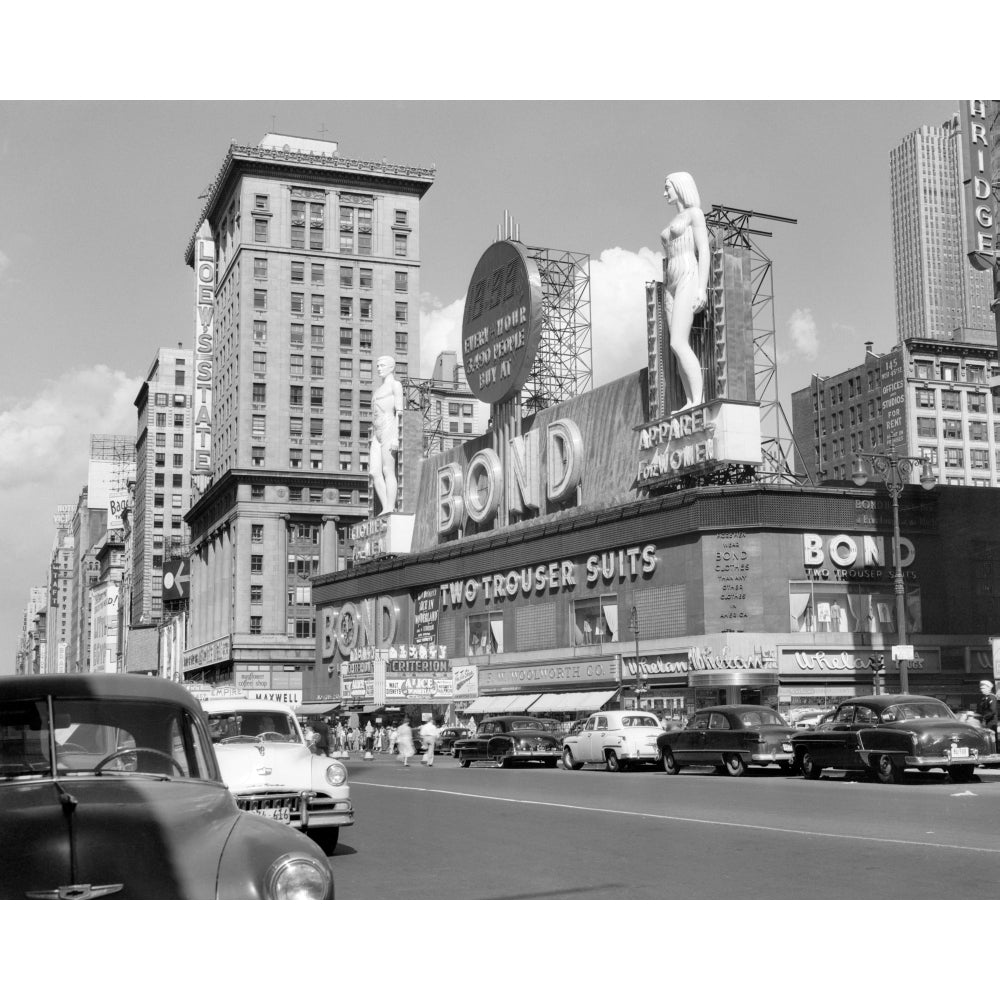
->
xmin=851 ymin=449 xmax=936 ymax=694
xmin=629 ymin=606 xmax=647 ymax=710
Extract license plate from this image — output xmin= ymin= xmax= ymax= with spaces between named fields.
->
xmin=949 ymin=747 xmax=970 ymax=759
xmin=253 ymin=806 xmax=291 ymax=823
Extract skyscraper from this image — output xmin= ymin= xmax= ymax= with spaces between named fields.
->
xmin=181 ymin=133 xmax=434 ymax=696
xmin=890 ymin=113 xmax=994 ymax=342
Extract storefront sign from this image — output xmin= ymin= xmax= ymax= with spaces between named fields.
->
xmin=960 ymin=100 xmax=995 ymax=268
xmin=385 ymin=676 xmax=453 ymax=700
xmin=621 ymin=654 xmax=688 ymax=677
xmin=803 ymin=533 xmax=915 ymax=578
xmin=438 ymin=544 xmax=658 ymax=609
xmin=461 ymin=240 xmax=544 ymax=404
xmin=688 ymin=646 xmax=777 ymax=672
xmin=413 ymin=587 xmax=440 ymax=646
xmin=249 ymin=690 xmax=303 ymax=705
xmin=235 ymin=672 xmax=270 ymax=690
xmin=782 ymin=649 xmax=935 ymax=673
xmin=183 ymin=635 xmax=232 ymax=670
xmin=192 ymin=222 xmax=215 ymax=477
xmin=636 ymin=400 xmax=761 ymax=487
xmin=453 ymin=665 xmax=479 ymax=699
xmin=879 ymin=348 xmax=907 ymax=451
xmin=479 ymin=660 xmax=618 ymax=690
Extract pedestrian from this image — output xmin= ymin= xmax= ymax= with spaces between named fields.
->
xmin=364 ymin=720 xmax=374 ymax=755
xmin=396 ymin=716 xmax=415 ymax=766
xmin=419 ymin=716 xmax=440 ymax=766
xmin=978 ymin=680 xmax=998 ymax=740
xmin=389 ymin=724 xmax=398 ymax=754
xmin=313 ymin=719 xmax=332 ymax=757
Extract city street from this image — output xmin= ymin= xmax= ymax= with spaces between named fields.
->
xmin=329 ymin=754 xmax=1000 ymax=899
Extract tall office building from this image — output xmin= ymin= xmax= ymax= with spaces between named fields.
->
xmin=132 ymin=346 xmax=195 ymax=626
xmin=890 ymin=113 xmax=994 ymax=343
xmin=16 ymin=587 xmax=48 ymax=674
xmin=45 ymin=505 xmax=75 ymax=673
xmin=182 ymin=133 xmax=434 ymax=695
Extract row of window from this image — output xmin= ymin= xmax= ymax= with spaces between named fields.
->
xmin=252 ymin=209 xmax=408 ymax=257
xmin=251 ymin=258 xmax=409 ymax=294
xmin=250 ymin=341 xmax=408 ymax=379
xmin=154 ymin=411 xmax=186 ymax=428
xmin=918 ymin=445 xmax=999 ymax=470
xmin=916 ymin=417 xmax=991 ymax=440
xmin=153 ymin=393 xmax=190 ymax=408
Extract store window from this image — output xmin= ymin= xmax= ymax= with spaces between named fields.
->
xmin=571 ymin=595 xmax=619 ymax=645
xmin=466 ymin=612 xmax=503 ymax=655
xmin=789 ymin=581 xmax=921 ymax=634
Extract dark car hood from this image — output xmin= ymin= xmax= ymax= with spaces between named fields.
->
xmin=0 ymin=777 xmax=239 ymax=900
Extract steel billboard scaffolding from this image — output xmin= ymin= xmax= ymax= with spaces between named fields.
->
xmin=704 ymin=205 xmax=811 ymax=485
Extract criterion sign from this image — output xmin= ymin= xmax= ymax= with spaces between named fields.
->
xmin=461 ymin=240 xmax=544 ymax=405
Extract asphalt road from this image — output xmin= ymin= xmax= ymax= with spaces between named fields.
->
xmin=328 ymin=753 xmax=1000 ymax=899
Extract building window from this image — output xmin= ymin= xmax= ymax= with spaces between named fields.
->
xmin=251 ymin=484 xmax=265 ymax=500
xmin=155 ymin=453 xmax=165 ymax=468
xmin=289 ymin=449 xmax=302 ymax=469
xmin=291 ymin=291 xmax=304 ymax=314
xmin=252 ymin=414 xmax=266 ymax=436
xmin=919 ymin=446 xmax=938 ymax=466
xmin=310 ymin=262 xmax=324 ymax=285
xmin=172 ymin=474 xmax=183 ymax=488
xmin=340 ymin=358 xmax=353 ymax=379
xmin=789 ymin=581 xmax=919 ymax=635
xmin=311 ymin=295 xmax=324 ymax=318
xmin=339 ymin=421 xmax=352 ymax=439
xmin=396 ymin=362 xmax=408 ymax=379
xmin=310 ymin=386 xmax=324 ymax=407
xmin=250 ymin=616 xmax=263 ymax=635
xmin=252 ymin=446 xmax=265 ymax=467
xmin=916 ymin=389 xmax=935 ymax=408
xmin=174 ymin=370 xmax=185 ymax=386
xmin=340 ymin=328 xmax=353 ymax=350
xmin=172 ymin=453 xmax=184 ymax=468
xmin=940 ymin=390 xmax=960 ymax=410
xmin=971 ymin=448 xmax=990 ymax=469
xmin=252 ymin=383 xmax=266 ymax=404
xmin=359 ymin=268 xmax=373 ymax=290
xmin=174 ymin=413 xmax=185 ymax=427
xmin=290 ymin=385 xmax=304 ymax=407
xmin=572 ymin=595 xmax=619 ymax=645
xmin=156 ymin=432 xmax=167 ymax=447
xmin=310 ymin=325 xmax=324 ymax=349
xmin=154 ymin=473 xmax=164 ymax=487
xmin=338 ymin=489 xmax=354 ymax=504
xmin=944 ymin=448 xmax=964 ymax=468
xmin=250 ymin=585 xmax=263 ymax=604
xmin=290 ymin=323 xmax=304 ymax=346
xmin=290 ymin=415 xmax=303 ymax=437
xmin=339 ymin=451 xmax=352 ymax=471
xmin=340 ymin=297 xmax=353 ymax=320
xmin=395 ymin=271 xmax=408 ymax=292
xmin=943 ymin=420 xmax=963 ymax=439
xmin=340 ymin=388 xmax=353 ymax=411
xmin=291 ymin=200 xmax=306 ymax=249
xmin=968 ymin=365 xmax=986 ymax=384
xmin=970 ymin=422 xmax=987 ymax=441
xmin=254 ymin=218 xmax=268 ymax=243
xmin=394 ymin=233 xmax=408 ymax=257
xmin=173 ymin=433 xmax=184 ymax=448
xmin=467 ymin=612 xmax=503 ymax=655
xmin=311 ymin=357 xmax=324 ymax=377
xmin=251 ymin=553 xmax=264 ymax=574
xmin=360 ymin=360 xmax=372 ymax=381
xmin=359 ymin=329 xmax=373 ymax=352
xmin=155 ymin=412 xmax=166 ymax=428
xmin=360 ymin=299 xmax=372 ymax=321
xmin=290 ymin=354 xmax=304 ymax=377
xmin=291 ymin=260 xmax=305 ymax=283
xmin=969 ymin=393 xmax=987 ymax=413
xmin=255 ymin=194 xmax=269 ymax=211
xmin=394 ymin=209 xmax=408 ymax=226
xmin=253 ymin=319 xmax=267 ymax=343
xmin=340 ymin=266 xmax=353 ymax=289
xmin=395 ymin=302 xmax=408 ymax=324
xmin=251 ymin=523 xmax=263 ymax=542
xmin=359 ymin=389 xmax=372 ymax=412
xmin=916 ymin=417 xmax=936 ymax=438
xmin=310 ymin=450 xmax=323 ymax=470
xmin=253 ymin=350 xmax=266 ymax=375
xmin=309 ymin=203 xmax=324 ymax=250
xmin=941 ymin=363 xmax=958 ymax=382
xmin=155 ymin=392 xmax=168 ymax=406
xmin=254 ymin=257 xmax=268 ymax=280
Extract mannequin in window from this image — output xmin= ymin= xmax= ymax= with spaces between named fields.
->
xmin=371 ymin=355 xmax=404 ymax=515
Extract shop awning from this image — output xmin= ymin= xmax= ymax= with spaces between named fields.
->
xmin=463 ymin=694 xmax=540 ymax=714
xmin=295 ymin=701 xmax=341 ymax=716
xmin=530 ymin=690 xmax=617 ymax=713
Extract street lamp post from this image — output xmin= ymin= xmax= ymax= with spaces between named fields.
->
xmin=630 ymin=606 xmax=647 ymax=710
xmin=852 ymin=449 xmax=936 ymax=694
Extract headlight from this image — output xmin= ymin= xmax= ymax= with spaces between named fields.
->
xmin=264 ymin=855 xmax=332 ymax=900
xmin=325 ymin=761 xmax=347 ymax=787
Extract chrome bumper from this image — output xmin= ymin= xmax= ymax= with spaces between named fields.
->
xmin=751 ymin=752 xmax=794 ymax=762
xmin=904 ymin=752 xmax=1000 ymax=768
xmin=300 ymin=793 xmax=355 ymax=829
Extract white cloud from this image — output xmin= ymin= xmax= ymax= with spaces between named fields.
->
xmin=0 ymin=365 xmax=139 ymax=490
xmin=419 ymin=246 xmax=663 ymax=388
xmin=786 ymin=307 xmax=820 ymax=360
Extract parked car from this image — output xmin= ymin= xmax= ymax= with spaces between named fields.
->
xmin=561 ymin=711 xmax=663 ymax=771
xmin=792 ymin=710 xmax=835 ymax=730
xmin=655 ymin=705 xmax=798 ymax=777
xmin=560 ymin=718 xmax=590 ymax=746
xmin=0 ymin=674 xmax=334 ymax=899
xmin=203 ymin=699 xmax=353 ymax=853
xmin=790 ymin=694 xmax=1000 ymax=783
xmin=453 ymin=716 xmax=562 ymax=768
xmin=436 ymin=726 xmax=470 ymax=756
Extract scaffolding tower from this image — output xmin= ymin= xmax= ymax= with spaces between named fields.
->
xmin=89 ymin=434 xmax=135 ymax=492
xmin=704 ymin=205 xmax=811 ymax=485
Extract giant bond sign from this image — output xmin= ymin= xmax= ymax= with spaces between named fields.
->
xmin=461 ymin=240 xmax=544 ymax=404
xmin=960 ymin=100 xmax=995 ymax=270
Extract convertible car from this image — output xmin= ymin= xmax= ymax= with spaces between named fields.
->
xmin=790 ymin=694 xmax=1000 ymax=783
xmin=0 ymin=674 xmax=334 ymax=899
xmin=655 ymin=704 xmax=798 ymax=776
xmin=203 ymin=698 xmax=353 ymax=853
xmin=453 ymin=716 xmax=562 ymax=768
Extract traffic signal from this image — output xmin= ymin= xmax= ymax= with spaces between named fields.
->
xmin=868 ymin=655 xmax=884 ymax=673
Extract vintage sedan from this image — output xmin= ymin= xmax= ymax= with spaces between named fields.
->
xmin=561 ymin=711 xmax=663 ymax=771
xmin=656 ymin=705 xmax=798 ymax=777
xmin=0 ymin=674 xmax=333 ymax=900
xmin=790 ymin=694 xmax=1000 ymax=783
xmin=436 ymin=726 xmax=470 ymax=756
xmin=454 ymin=716 xmax=562 ymax=768
xmin=203 ymin=699 xmax=353 ymax=853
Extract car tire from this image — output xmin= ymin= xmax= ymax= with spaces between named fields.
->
xmin=605 ymin=751 xmax=620 ymax=772
xmin=876 ymin=753 xmax=903 ymax=784
xmin=311 ymin=828 xmax=339 ymax=854
xmin=661 ymin=750 xmax=681 ymax=775
xmin=949 ymin=764 xmax=976 ymax=783
xmin=494 ymin=754 xmax=508 ymax=768
xmin=562 ymin=748 xmax=583 ymax=771
xmin=460 ymin=758 xmax=471 ymax=768
xmin=724 ymin=754 xmax=747 ymax=777
xmin=800 ymin=750 xmax=822 ymax=780
xmin=544 ymin=758 xmax=558 ymax=768
xmin=777 ymin=760 xmax=797 ymax=775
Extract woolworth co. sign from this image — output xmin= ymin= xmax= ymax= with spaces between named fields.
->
xmin=461 ymin=240 xmax=543 ymax=405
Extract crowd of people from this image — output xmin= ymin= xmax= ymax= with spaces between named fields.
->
xmin=302 ymin=716 xmax=475 ymax=767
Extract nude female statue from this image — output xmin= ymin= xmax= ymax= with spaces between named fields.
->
xmin=661 ymin=171 xmax=710 ymax=412
xmin=370 ymin=355 xmax=404 ymax=514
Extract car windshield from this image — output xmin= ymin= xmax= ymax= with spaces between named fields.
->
xmin=736 ymin=709 xmax=787 ymax=727
xmin=207 ymin=711 xmax=300 ymax=743
xmin=622 ymin=715 xmax=660 ymax=728
xmin=881 ymin=701 xmax=954 ymax=723
xmin=508 ymin=717 xmax=559 ymax=731
xmin=0 ymin=697 xmax=211 ymax=780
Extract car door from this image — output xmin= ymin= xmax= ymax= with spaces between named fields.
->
xmin=673 ymin=713 xmax=708 ymax=762
xmin=821 ymin=704 xmax=859 ymax=767
xmin=577 ymin=716 xmax=597 ymax=762
xmin=592 ymin=715 xmax=610 ymax=762
xmin=704 ymin=711 xmax=732 ymax=759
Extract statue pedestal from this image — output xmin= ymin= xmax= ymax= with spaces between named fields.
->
xmin=348 ymin=513 xmax=415 ymax=562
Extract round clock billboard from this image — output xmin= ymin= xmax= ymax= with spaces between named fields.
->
xmin=461 ymin=240 xmax=544 ymax=405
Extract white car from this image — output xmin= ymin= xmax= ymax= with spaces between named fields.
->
xmin=203 ymin=699 xmax=353 ymax=853
xmin=561 ymin=710 xmax=663 ymax=771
